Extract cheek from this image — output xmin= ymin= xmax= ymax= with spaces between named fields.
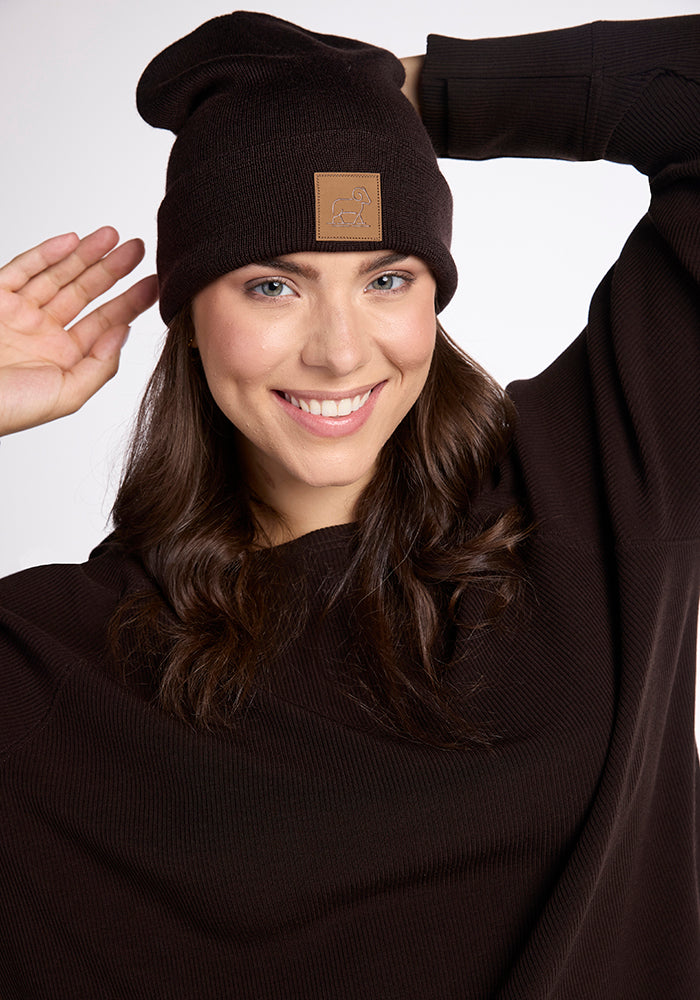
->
xmin=383 ymin=308 xmax=437 ymax=375
xmin=196 ymin=321 xmax=290 ymax=389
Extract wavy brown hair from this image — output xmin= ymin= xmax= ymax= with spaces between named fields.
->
xmin=110 ymin=309 xmax=529 ymax=748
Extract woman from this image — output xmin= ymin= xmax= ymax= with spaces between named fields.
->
xmin=0 ymin=11 xmax=698 ymax=999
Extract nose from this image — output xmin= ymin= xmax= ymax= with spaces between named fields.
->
xmin=300 ymin=299 xmax=372 ymax=376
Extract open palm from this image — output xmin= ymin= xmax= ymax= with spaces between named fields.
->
xmin=0 ymin=227 xmax=158 ymax=435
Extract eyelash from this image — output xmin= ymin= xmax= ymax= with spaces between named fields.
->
xmin=367 ymin=272 xmax=412 ymax=293
xmin=247 ymin=271 xmax=413 ymax=299
xmin=248 ymin=279 xmax=293 ymax=298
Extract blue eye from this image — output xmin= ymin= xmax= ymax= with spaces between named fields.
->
xmin=369 ymin=273 xmax=405 ymax=291
xmin=253 ymin=280 xmax=292 ymax=297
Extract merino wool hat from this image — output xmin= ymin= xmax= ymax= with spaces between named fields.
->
xmin=136 ymin=11 xmax=457 ymax=323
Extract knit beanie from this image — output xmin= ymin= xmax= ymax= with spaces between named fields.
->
xmin=136 ymin=11 xmax=457 ymax=324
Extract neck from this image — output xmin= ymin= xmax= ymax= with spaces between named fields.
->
xmin=250 ymin=478 xmax=366 ymax=547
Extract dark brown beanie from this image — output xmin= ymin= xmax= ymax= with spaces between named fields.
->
xmin=136 ymin=12 xmax=457 ymax=323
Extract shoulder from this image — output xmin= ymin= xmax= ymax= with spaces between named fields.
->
xmin=0 ymin=541 xmax=151 ymax=757
xmin=0 ymin=538 xmax=148 ymax=648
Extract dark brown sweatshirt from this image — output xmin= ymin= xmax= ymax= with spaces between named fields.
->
xmin=1 ymin=16 xmax=699 ymax=1000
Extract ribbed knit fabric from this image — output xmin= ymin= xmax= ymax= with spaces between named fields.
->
xmin=1 ymin=15 xmax=699 ymax=999
xmin=136 ymin=12 xmax=457 ymax=321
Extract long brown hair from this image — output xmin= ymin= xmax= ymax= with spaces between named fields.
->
xmin=110 ymin=309 xmax=529 ymax=747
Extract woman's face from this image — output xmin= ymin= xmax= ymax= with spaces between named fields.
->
xmin=191 ymin=250 xmax=436 ymax=517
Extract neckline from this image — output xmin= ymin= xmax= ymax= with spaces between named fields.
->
xmin=265 ymin=521 xmax=356 ymax=556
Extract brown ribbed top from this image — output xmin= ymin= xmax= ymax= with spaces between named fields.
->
xmin=1 ymin=15 xmax=699 ymax=999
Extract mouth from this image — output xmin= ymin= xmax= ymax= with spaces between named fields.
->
xmin=275 ymin=384 xmax=379 ymax=418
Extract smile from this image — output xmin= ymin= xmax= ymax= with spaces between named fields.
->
xmin=280 ymin=388 xmax=373 ymax=418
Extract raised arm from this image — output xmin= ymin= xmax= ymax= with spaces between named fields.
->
xmin=0 ymin=227 xmax=158 ymax=436
xmin=420 ymin=15 xmax=700 ymax=169
xmin=416 ymin=16 xmax=700 ymax=542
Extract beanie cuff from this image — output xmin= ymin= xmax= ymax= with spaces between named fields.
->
xmin=157 ymin=132 xmax=457 ymax=322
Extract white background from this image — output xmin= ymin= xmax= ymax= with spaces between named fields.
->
xmin=1 ymin=0 xmax=698 ymax=727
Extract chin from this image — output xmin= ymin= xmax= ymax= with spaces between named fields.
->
xmin=294 ymin=459 xmax=376 ymax=492
xmin=303 ymin=472 xmax=370 ymax=490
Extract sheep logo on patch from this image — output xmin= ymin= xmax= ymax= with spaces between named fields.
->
xmin=330 ymin=186 xmax=371 ymax=227
xmin=314 ymin=172 xmax=382 ymax=242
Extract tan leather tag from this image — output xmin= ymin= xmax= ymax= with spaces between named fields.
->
xmin=314 ymin=172 xmax=382 ymax=242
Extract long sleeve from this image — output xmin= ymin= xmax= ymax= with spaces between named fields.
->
xmin=425 ymin=18 xmax=700 ymax=999
xmin=423 ymin=16 xmax=700 ymax=545
xmin=422 ymin=16 xmax=700 ymax=168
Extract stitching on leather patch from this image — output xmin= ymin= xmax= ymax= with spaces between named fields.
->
xmin=314 ymin=172 xmax=382 ymax=242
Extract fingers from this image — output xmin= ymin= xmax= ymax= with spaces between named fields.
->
xmin=0 ymin=227 xmax=158 ymax=340
xmin=68 ymin=273 xmax=159 ymax=357
xmin=42 ymin=237 xmax=148 ymax=328
xmin=1 ymin=227 xmax=150 ymax=329
xmin=0 ymin=232 xmax=81 ymax=293
xmin=19 ymin=227 xmax=119 ymax=305
xmin=0 ymin=230 xmax=159 ymax=435
xmin=21 ymin=227 xmax=139 ymax=315
xmin=0 ymin=276 xmax=158 ymax=435
xmin=0 ymin=326 xmax=131 ymax=435
xmin=58 ymin=319 xmax=142 ymax=424
xmin=64 ymin=325 xmax=131 ymax=406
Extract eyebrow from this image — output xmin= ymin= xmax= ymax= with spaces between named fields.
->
xmin=358 ymin=252 xmax=410 ymax=275
xmin=250 ymin=252 xmax=409 ymax=280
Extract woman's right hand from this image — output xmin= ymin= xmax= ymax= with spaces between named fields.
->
xmin=0 ymin=226 xmax=159 ymax=436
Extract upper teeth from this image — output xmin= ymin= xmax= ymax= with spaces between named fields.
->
xmin=282 ymin=389 xmax=372 ymax=417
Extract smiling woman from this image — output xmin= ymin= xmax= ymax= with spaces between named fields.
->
xmin=110 ymin=239 xmax=521 ymax=739
xmin=100 ymin=10 xmax=525 ymax=746
xmin=190 ymin=251 xmax=437 ymax=536
xmin=1 ymin=9 xmax=699 ymax=1000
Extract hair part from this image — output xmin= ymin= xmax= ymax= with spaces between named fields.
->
xmin=109 ymin=308 xmax=530 ymax=748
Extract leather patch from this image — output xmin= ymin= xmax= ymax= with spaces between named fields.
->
xmin=314 ymin=172 xmax=382 ymax=242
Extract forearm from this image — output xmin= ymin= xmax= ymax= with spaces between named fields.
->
xmin=421 ymin=15 xmax=700 ymax=173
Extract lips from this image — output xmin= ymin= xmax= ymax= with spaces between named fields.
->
xmin=280 ymin=388 xmax=372 ymax=417
xmin=274 ymin=381 xmax=385 ymax=438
